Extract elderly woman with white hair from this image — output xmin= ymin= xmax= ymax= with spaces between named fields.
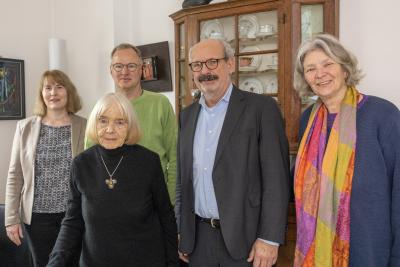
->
xmin=293 ymin=34 xmax=400 ymax=266
xmin=47 ymin=93 xmax=178 ymax=267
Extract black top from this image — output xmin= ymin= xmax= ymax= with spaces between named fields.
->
xmin=47 ymin=144 xmax=178 ymax=267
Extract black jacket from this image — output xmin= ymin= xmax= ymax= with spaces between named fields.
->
xmin=47 ymin=144 xmax=178 ymax=267
xmin=176 ymin=87 xmax=290 ymax=259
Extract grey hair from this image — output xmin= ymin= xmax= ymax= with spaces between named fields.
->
xmin=189 ymin=39 xmax=235 ymax=62
xmin=293 ymin=34 xmax=364 ymax=97
xmin=85 ymin=92 xmax=141 ymax=145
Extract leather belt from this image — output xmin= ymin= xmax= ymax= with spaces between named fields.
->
xmin=195 ymin=215 xmax=220 ymax=229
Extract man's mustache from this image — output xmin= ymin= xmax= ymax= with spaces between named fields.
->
xmin=198 ymin=74 xmax=218 ymax=82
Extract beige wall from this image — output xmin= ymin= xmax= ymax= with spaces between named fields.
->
xmin=0 ymin=0 xmax=399 ymax=203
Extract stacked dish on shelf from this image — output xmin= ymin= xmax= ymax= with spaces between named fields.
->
xmin=200 ymin=19 xmax=225 ymax=40
xmin=239 ymin=15 xmax=259 ymax=38
xmin=240 ymin=77 xmax=264 ymax=94
xmin=239 ymin=46 xmax=262 ymax=71
xmin=239 ymin=14 xmax=276 ymax=38
xmin=240 ymin=75 xmax=277 ymax=95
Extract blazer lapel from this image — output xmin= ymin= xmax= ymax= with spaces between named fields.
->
xmin=70 ymin=114 xmax=82 ymax=157
xmin=185 ymin=103 xmax=201 ymax=181
xmin=30 ymin=116 xmax=42 ymax=163
xmin=213 ymin=87 xmax=246 ymax=173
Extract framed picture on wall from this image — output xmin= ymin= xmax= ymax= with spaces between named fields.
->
xmin=138 ymin=41 xmax=173 ymax=92
xmin=141 ymin=56 xmax=158 ymax=81
xmin=0 ymin=57 xmax=25 ymax=120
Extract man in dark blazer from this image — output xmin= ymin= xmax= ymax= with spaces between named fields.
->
xmin=176 ymin=39 xmax=290 ymax=267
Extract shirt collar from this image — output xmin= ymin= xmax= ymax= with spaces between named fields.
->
xmin=199 ymin=83 xmax=233 ymax=109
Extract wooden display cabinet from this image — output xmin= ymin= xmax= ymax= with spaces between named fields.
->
xmin=170 ymin=0 xmax=339 ymax=265
xmin=170 ymin=0 xmax=338 ymax=153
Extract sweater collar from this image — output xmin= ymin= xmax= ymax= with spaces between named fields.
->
xmin=95 ymin=144 xmax=129 ymax=159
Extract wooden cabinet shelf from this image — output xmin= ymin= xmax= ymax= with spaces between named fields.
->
xmin=235 ymin=34 xmax=278 ymax=44
xmin=238 ymin=69 xmax=277 ymax=75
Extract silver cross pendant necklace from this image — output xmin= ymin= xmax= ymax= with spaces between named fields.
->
xmin=100 ymin=155 xmax=124 ymax=189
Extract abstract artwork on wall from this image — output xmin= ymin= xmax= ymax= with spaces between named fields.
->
xmin=0 ymin=58 xmax=25 ymax=120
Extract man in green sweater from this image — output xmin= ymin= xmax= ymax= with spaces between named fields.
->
xmin=86 ymin=43 xmax=177 ymax=204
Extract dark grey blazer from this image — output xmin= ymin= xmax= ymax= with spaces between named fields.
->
xmin=175 ymin=86 xmax=290 ymax=260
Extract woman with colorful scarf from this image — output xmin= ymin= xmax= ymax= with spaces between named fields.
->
xmin=292 ymin=34 xmax=400 ymax=266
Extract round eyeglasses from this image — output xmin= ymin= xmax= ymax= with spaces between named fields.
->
xmin=112 ymin=63 xmax=141 ymax=72
xmin=189 ymin=58 xmax=225 ymax=72
xmin=97 ymin=117 xmax=127 ymax=130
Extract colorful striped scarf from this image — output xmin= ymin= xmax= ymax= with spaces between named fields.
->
xmin=294 ymin=87 xmax=359 ymax=267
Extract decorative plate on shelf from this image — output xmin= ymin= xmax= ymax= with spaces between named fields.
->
xmin=238 ymin=15 xmax=259 ymax=38
xmin=240 ymin=77 xmax=264 ymax=94
xmin=239 ymin=46 xmax=261 ymax=71
xmin=265 ymin=76 xmax=278 ymax=94
xmin=200 ymin=19 xmax=224 ymax=40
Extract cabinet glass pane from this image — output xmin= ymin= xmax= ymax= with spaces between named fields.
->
xmin=239 ymin=71 xmax=278 ymax=95
xmin=239 ymin=52 xmax=277 ymax=73
xmin=200 ymin=16 xmax=235 ymax=49
xmin=301 ymin=4 xmax=323 ymax=42
xmin=179 ymin=24 xmax=185 ymax=59
xmin=239 ymin=52 xmax=278 ymax=95
xmin=238 ymin=11 xmax=278 ymax=52
xmin=300 ymin=5 xmax=323 ymax=111
xmin=179 ymin=61 xmax=187 ymax=109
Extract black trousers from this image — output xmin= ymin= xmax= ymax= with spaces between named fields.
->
xmin=188 ymin=219 xmax=251 ymax=267
xmin=25 ymin=212 xmax=79 ymax=267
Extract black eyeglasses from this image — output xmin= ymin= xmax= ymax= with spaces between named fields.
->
xmin=189 ymin=58 xmax=225 ymax=72
xmin=112 ymin=63 xmax=141 ymax=72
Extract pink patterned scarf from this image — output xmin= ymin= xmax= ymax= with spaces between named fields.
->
xmin=294 ymin=87 xmax=359 ymax=266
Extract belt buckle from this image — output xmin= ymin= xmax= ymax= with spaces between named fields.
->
xmin=210 ymin=218 xmax=217 ymax=228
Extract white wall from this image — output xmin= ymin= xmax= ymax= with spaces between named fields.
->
xmin=340 ymin=0 xmax=400 ymax=107
xmin=0 ymin=0 xmax=52 ymax=204
xmin=113 ymin=0 xmax=182 ymax=105
xmin=0 ymin=0 xmax=114 ymax=203
xmin=0 ymin=0 xmax=399 ymax=203
xmin=113 ymin=0 xmax=226 ymax=105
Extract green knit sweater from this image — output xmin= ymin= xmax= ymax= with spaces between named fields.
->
xmin=85 ymin=90 xmax=177 ymax=204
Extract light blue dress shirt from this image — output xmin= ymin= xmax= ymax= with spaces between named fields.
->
xmin=193 ymin=84 xmax=232 ymax=219
xmin=192 ymin=84 xmax=279 ymax=247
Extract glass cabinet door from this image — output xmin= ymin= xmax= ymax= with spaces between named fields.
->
xmin=300 ymin=4 xmax=324 ymax=111
xmin=200 ymin=16 xmax=235 ymax=50
xmin=301 ymin=4 xmax=323 ymax=42
xmin=178 ymin=23 xmax=190 ymax=110
xmin=237 ymin=10 xmax=279 ymax=103
xmin=198 ymin=16 xmax=235 ymax=100
xmin=199 ymin=10 xmax=280 ymax=104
